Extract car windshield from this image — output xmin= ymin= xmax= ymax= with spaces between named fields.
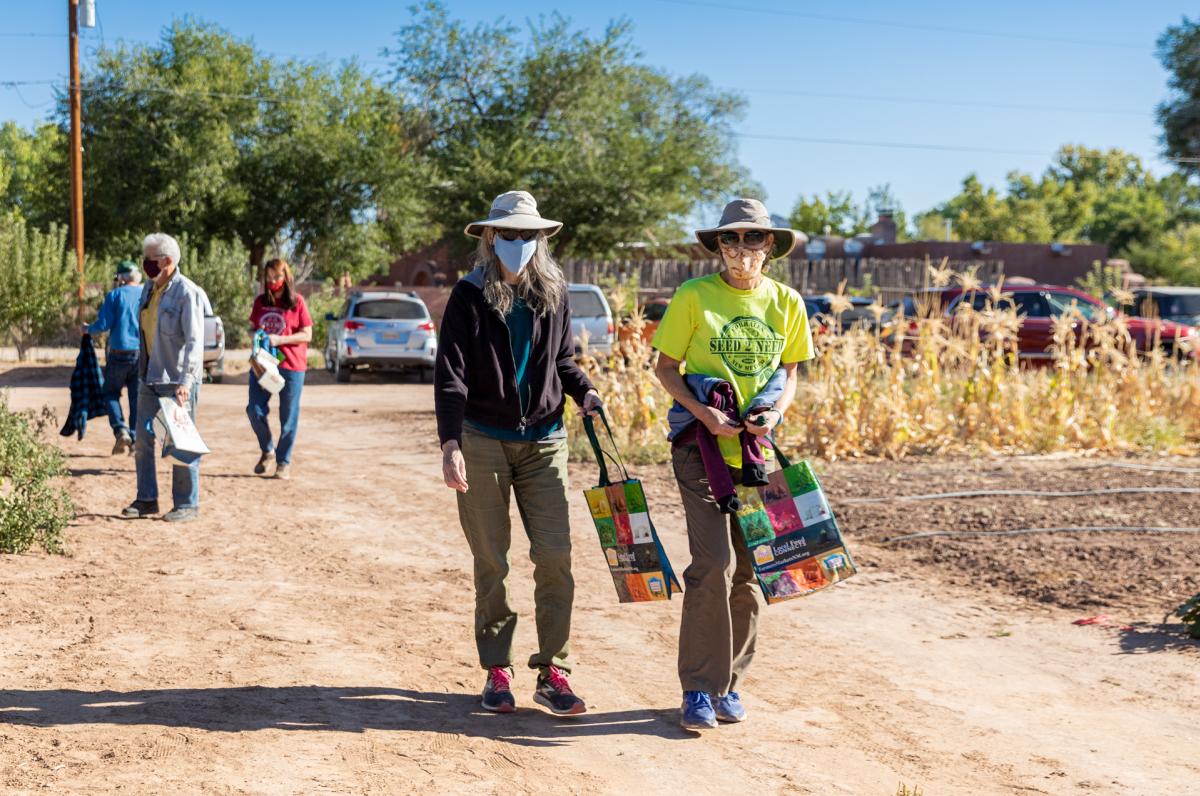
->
xmin=570 ymin=291 xmax=607 ymax=318
xmin=642 ymin=302 xmax=668 ymax=322
xmin=1159 ymin=294 xmax=1200 ymax=318
xmin=1045 ymin=292 xmax=1102 ymax=321
xmin=353 ymin=299 xmax=426 ymax=320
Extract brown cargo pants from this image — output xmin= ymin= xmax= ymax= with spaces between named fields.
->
xmin=672 ymin=441 xmax=766 ymax=695
xmin=456 ymin=428 xmax=574 ymax=675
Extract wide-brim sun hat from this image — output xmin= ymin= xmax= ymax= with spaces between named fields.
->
xmin=695 ymin=198 xmax=805 ymax=260
xmin=464 ymin=190 xmax=563 ymax=239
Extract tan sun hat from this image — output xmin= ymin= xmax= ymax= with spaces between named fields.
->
xmin=695 ymin=198 xmax=804 ymax=260
xmin=464 ymin=190 xmax=563 ymax=239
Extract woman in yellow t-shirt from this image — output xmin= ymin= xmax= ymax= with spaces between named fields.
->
xmin=651 ymin=198 xmax=814 ymax=731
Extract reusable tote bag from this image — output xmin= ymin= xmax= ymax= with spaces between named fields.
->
xmin=733 ymin=442 xmax=857 ymax=604
xmin=582 ymin=410 xmax=682 ymax=603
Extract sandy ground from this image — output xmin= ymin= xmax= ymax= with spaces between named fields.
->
xmin=1 ymin=363 xmax=1198 ymax=795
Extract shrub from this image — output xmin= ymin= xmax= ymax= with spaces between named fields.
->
xmin=0 ymin=217 xmax=74 ymax=360
xmin=304 ymin=286 xmax=344 ymax=366
xmin=1175 ymin=593 xmax=1200 ymax=639
xmin=184 ymin=237 xmax=257 ymax=348
xmin=0 ymin=394 xmax=73 ymax=554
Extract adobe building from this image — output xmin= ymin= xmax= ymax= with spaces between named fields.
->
xmin=805 ymin=211 xmax=1111 ymax=285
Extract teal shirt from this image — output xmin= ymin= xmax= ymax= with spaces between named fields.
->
xmin=466 ymin=297 xmax=565 ymax=442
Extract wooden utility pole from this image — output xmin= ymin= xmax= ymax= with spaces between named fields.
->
xmin=68 ymin=0 xmax=85 ymax=322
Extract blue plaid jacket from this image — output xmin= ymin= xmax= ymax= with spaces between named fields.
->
xmin=59 ymin=335 xmax=108 ymax=440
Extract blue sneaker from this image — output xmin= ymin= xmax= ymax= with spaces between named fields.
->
xmin=714 ymin=691 xmax=747 ymax=723
xmin=680 ymin=691 xmax=718 ymax=730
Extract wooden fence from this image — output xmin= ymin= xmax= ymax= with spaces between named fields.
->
xmin=560 ymin=257 xmax=1005 ymax=302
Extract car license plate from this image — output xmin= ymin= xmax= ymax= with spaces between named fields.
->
xmin=377 ymin=331 xmax=409 ymax=344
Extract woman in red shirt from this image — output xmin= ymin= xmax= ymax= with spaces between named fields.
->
xmin=247 ymin=258 xmax=313 ymax=480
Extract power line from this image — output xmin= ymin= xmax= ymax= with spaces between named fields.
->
xmin=732 ymin=131 xmax=1199 ymax=164
xmin=738 ymin=87 xmax=1150 ymax=118
xmin=651 ymin=0 xmax=1144 ymax=50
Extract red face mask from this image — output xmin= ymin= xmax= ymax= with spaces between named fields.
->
xmin=267 ymin=277 xmax=285 ymax=291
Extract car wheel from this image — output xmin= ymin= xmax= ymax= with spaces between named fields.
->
xmin=325 ymin=343 xmax=336 ymax=373
xmin=335 ymin=357 xmax=351 ymax=383
xmin=419 ymin=366 xmax=432 ymax=384
xmin=209 ymin=356 xmax=225 ymax=384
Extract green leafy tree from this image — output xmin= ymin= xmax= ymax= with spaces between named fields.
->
xmin=66 ymin=19 xmax=407 ymax=267
xmin=0 ymin=217 xmax=74 ymax=360
xmin=790 ymin=184 xmax=907 ymax=240
xmin=789 ymin=190 xmax=866 ymax=237
xmin=0 ymin=122 xmax=66 ymax=230
xmin=183 ymin=236 xmax=257 ymax=347
xmin=918 ymin=146 xmax=1174 ymax=257
xmin=385 ymin=2 xmax=749 ymax=257
xmin=1157 ymin=17 xmax=1200 ymax=175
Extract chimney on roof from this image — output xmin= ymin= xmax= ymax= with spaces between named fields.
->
xmin=870 ymin=210 xmax=897 ymax=245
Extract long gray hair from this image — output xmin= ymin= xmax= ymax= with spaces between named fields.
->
xmin=474 ymin=231 xmax=566 ymax=317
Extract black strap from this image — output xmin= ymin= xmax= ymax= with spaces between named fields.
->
xmin=763 ymin=436 xmax=793 ymax=470
xmin=582 ymin=407 xmax=629 ymax=486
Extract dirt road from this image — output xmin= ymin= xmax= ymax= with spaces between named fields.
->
xmin=1 ymin=367 xmax=1197 ymax=795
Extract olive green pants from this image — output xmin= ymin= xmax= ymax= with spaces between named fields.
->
xmin=456 ymin=428 xmax=574 ymax=675
xmin=672 ymin=442 xmax=765 ymax=695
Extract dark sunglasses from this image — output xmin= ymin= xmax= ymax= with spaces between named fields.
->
xmin=717 ymin=230 xmax=769 ymax=248
xmin=496 ymin=229 xmax=538 ymax=242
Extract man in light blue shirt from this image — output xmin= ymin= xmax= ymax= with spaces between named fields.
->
xmin=85 ymin=260 xmax=143 ymax=454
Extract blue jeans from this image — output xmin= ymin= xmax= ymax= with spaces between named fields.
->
xmin=246 ymin=367 xmax=305 ymax=466
xmin=134 ymin=382 xmax=200 ymax=510
xmin=103 ymin=350 xmax=139 ymax=437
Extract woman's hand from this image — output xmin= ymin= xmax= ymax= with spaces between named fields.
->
xmin=578 ymin=390 xmax=603 ymax=417
xmin=267 ymin=333 xmax=284 ymax=347
xmin=442 ymin=441 xmax=469 ymax=492
xmin=700 ymin=405 xmax=742 ymax=438
xmin=744 ymin=408 xmax=781 ymax=437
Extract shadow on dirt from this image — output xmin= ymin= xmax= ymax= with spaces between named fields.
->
xmin=0 ymin=366 xmax=75 ymax=388
xmin=0 ymin=686 xmax=690 ymax=744
xmin=1116 ymin=624 xmax=1200 ymax=654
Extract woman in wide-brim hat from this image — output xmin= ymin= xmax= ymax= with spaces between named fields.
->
xmin=651 ymin=198 xmax=815 ymax=730
xmin=435 ymin=190 xmax=603 ymax=718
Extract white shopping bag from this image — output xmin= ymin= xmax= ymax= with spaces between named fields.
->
xmin=156 ymin=396 xmax=210 ymax=458
xmin=252 ymin=348 xmax=285 ymax=395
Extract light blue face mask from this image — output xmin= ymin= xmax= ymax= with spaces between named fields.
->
xmin=494 ymin=234 xmax=538 ymax=273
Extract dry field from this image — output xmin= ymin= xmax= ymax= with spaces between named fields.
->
xmin=1 ymin=363 xmax=1197 ymax=795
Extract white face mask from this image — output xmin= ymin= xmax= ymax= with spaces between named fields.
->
xmin=494 ymin=235 xmax=538 ymax=272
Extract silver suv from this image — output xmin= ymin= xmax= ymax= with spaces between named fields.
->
xmin=323 ymin=290 xmax=437 ymax=383
xmin=568 ymin=283 xmax=615 ymax=357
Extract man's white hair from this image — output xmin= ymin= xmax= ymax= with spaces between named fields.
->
xmin=142 ymin=232 xmax=182 ymax=267
xmin=118 ymin=269 xmax=142 ymax=284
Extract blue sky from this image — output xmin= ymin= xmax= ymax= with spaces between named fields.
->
xmin=0 ymin=1 xmax=1191 ymax=225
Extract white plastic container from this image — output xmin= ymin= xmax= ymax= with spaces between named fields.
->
xmin=252 ymin=348 xmax=285 ymax=395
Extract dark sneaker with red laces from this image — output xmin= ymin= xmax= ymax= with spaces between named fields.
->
xmin=533 ymin=666 xmax=586 ymax=716
xmin=481 ymin=666 xmax=516 ymax=713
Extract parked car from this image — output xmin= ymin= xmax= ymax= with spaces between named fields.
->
xmin=1109 ymin=286 xmax=1200 ymax=327
xmin=196 ymin=290 xmax=225 ymax=383
xmin=203 ymin=314 xmax=225 ymax=383
xmin=892 ymin=284 xmax=1198 ymax=362
xmin=323 ymin=290 xmax=437 ymax=383
xmin=616 ymin=297 xmax=670 ymax=347
xmin=803 ymin=295 xmax=892 ymax=335
xmin=569 ymin=283 xmax=615 ymax=356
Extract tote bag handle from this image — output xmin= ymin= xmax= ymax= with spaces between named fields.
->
xmin=582 ymin=407 xmax=630 ymax=486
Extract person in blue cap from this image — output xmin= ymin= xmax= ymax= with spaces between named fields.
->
xmin=83 ymin=259 xmax=143 ymax=455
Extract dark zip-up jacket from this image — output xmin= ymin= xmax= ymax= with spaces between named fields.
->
xmin=435 ymin=266 xmax=594 ymax=446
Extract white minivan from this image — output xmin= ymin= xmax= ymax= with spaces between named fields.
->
xmin=568 ymin=283 xmax=614 ymax=357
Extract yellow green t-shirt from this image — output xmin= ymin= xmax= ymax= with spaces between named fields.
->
xmin=651 ymin=272 xmax=814 ymax=465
